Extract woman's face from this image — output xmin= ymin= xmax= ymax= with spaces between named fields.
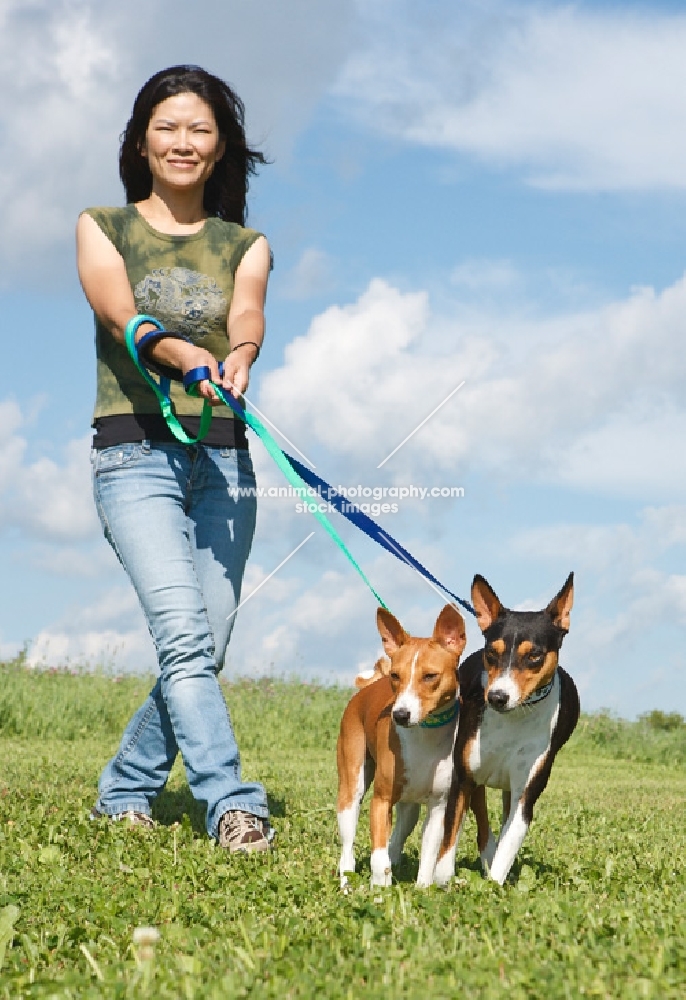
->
xmin=141 ymin=92 xmax=225 ymax=196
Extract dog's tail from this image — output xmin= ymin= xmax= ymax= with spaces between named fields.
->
xmin=354 ymin=656 xmax=391 ymax=689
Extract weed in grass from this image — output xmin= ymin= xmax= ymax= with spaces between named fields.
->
xmin=0 ymin=661 xmax=684 ymax=997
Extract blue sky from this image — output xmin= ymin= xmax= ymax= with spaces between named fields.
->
xmin=1 ymin=0 xmax=685 ymax=717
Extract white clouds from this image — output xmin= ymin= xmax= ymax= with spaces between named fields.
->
xmin=260 ymin=278 xmax=437 ymax=462
xmin=511 ymin=504 xmax=686 ymax=583
xmin=227 ymin=566 xmax=376 ymax=681
xmin=280 ymin=248 xmax=336 ymax=300
xmin=558 ymin=409 xmax=686 ymax=499
xmin=27 ymin=585 xmax=152 ymax=671
xmin=511 ymin=522 xmax=641 ymax=577
xmin=23 ymin=556 xmax=381 ymax=683
xmin=14 ymin=435 xmax=98 ymax=541
xmin=2 ymin=259 xmax=684 ymax=715
xmin=22 ymin=498 xmax=685 ymax=716
xmin=0 ymin=400 xmax=25 ymax=483
xmin=508 ymin=509 xmax=686 ymax=715
xmin=258 ymin=272 xmax=686 ymax=497
xmin=27 ymin=542 xmax=119 ymax=579
xmin=0 ymin=0 xmax=356 ymax=279
xmin=451 ymin=259 xmax=519 ymax=292
xmin=0 ymin=1 xmax=124 ymax=274
xmin=234 ymin=269 xmax=686 ymax=712
xmin=448 ymin=259 xmax=595 ymax=311
xmin=337 ymin=2 xmax=686 ymax=191
xmin=0 ymin=403 xmax=97 ymax=541
xmin=643 ymin=505 xmax=686 ymax=549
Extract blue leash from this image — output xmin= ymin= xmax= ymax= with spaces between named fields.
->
xmin=212 ymin=377 xmax=476 ymax=618
xmin=281 ymin=454 xmax=476 ymax=617
xmin=125 ymin=317 xmax=476 ymax=618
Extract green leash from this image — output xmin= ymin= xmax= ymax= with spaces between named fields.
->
xmin=124 ymin=316 xmax=389 ymax=610
xmin=230 ymin=395 xmax=388 ymax=609
xmin=124 ymin=315 xmax=213 ymax=445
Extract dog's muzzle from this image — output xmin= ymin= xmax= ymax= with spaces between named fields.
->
xmin=487 ymin=689 xmax=510 ymax=713
xmin=392 ymin=707 xmax=411 ymax=727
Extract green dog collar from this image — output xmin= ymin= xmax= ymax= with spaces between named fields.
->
xmin=420 ymin=699 xmax=459 ymax=729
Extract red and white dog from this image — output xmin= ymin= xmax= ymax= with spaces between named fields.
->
xmin=336 ymin=605 xmax=490 ymax=888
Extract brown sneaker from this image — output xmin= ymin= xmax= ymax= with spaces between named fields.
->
xmin=90 ymin=807 xmax=155 ymax=830
xmin=218 ymin=810 xmax=272 ymax=853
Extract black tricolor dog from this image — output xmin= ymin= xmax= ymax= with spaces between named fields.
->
xmin=433 ymin=573 xmax=580 ymax=887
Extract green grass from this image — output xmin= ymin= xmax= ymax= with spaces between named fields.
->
xmin=0 ymin=657 xmax=684 ymax=998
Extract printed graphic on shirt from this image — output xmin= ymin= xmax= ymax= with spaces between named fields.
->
xmin=134 ymin=267 xmax=227 ymax=341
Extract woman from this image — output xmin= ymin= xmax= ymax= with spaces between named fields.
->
xmin=76 ymin=65 xmax=272 ymax=852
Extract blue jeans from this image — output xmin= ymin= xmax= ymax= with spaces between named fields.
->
xmin=91 ymin=440 xmax=268 ymax=837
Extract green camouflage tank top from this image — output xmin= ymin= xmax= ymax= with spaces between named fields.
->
xmin=85 ymin=205 xmax=263 ymax=422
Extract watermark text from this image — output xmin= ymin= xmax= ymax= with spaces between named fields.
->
xmin=228 ymin=482 xmax=465 ymax=515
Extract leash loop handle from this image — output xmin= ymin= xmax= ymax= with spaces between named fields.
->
xmin=124 ymin=315 xmax=212 ymax=445
xmin=135 ymin=328 xmax=193 ymax=381
xmin=183 ymin=361 xmax=226 ymax=396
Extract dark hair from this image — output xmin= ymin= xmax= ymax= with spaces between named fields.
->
xmin=119 ymin=65 xmax=267 ymax=224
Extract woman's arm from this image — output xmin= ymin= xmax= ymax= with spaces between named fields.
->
xmin=222 ymin=236 xmax=271 ymax=396
xmin=75 ymin=213 xmax=225 ymax=403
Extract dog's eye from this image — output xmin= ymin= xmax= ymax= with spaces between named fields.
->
xmin=485 ymin=649 xmax=498 ymax=666
xmin=528 ymin=653 xmax=544 ymax=666
xmin=422 ymin=673 xmax=438 ymax=683
xmin=390 ymin=672 xmax=400 ymax=682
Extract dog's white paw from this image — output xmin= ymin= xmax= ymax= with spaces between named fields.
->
xmin=488 ymin=858 xmax=509 ymax=886
xmin=433 ymin=847 xmax=456 ymax=887
xmin=370 ymin=849 xmax=392 ymax=887
xmin=370 ymin=872 xmax=392 ymax=888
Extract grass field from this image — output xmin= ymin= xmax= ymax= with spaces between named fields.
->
xmin=1 ymin=657 xmax=684 ymax=998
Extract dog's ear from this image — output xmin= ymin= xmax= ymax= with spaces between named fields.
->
xmin=377 ymin=608 xmax=408 ymax=655
xmin=546 ymin=572 xmax=574 ymax=632
xmin=433 ymin=604 xmax=467 ymax=656
xmin=471 ymin=575 xmax=503 ymax=632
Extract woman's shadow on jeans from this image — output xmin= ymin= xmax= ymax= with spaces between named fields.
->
xmin=153 ymin=787 xmax=287 ymax=836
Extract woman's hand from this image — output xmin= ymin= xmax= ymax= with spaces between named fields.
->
xmin=146 ymin=338 xmax=227 ymax=405
xmin=220 ymin=342 xmax=259 ymax=398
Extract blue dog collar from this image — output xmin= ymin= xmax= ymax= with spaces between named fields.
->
xmin=420 ymin=699 xmax=459 ymax=729
xmin=521 ymin=673 xmax=556 ymax=707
